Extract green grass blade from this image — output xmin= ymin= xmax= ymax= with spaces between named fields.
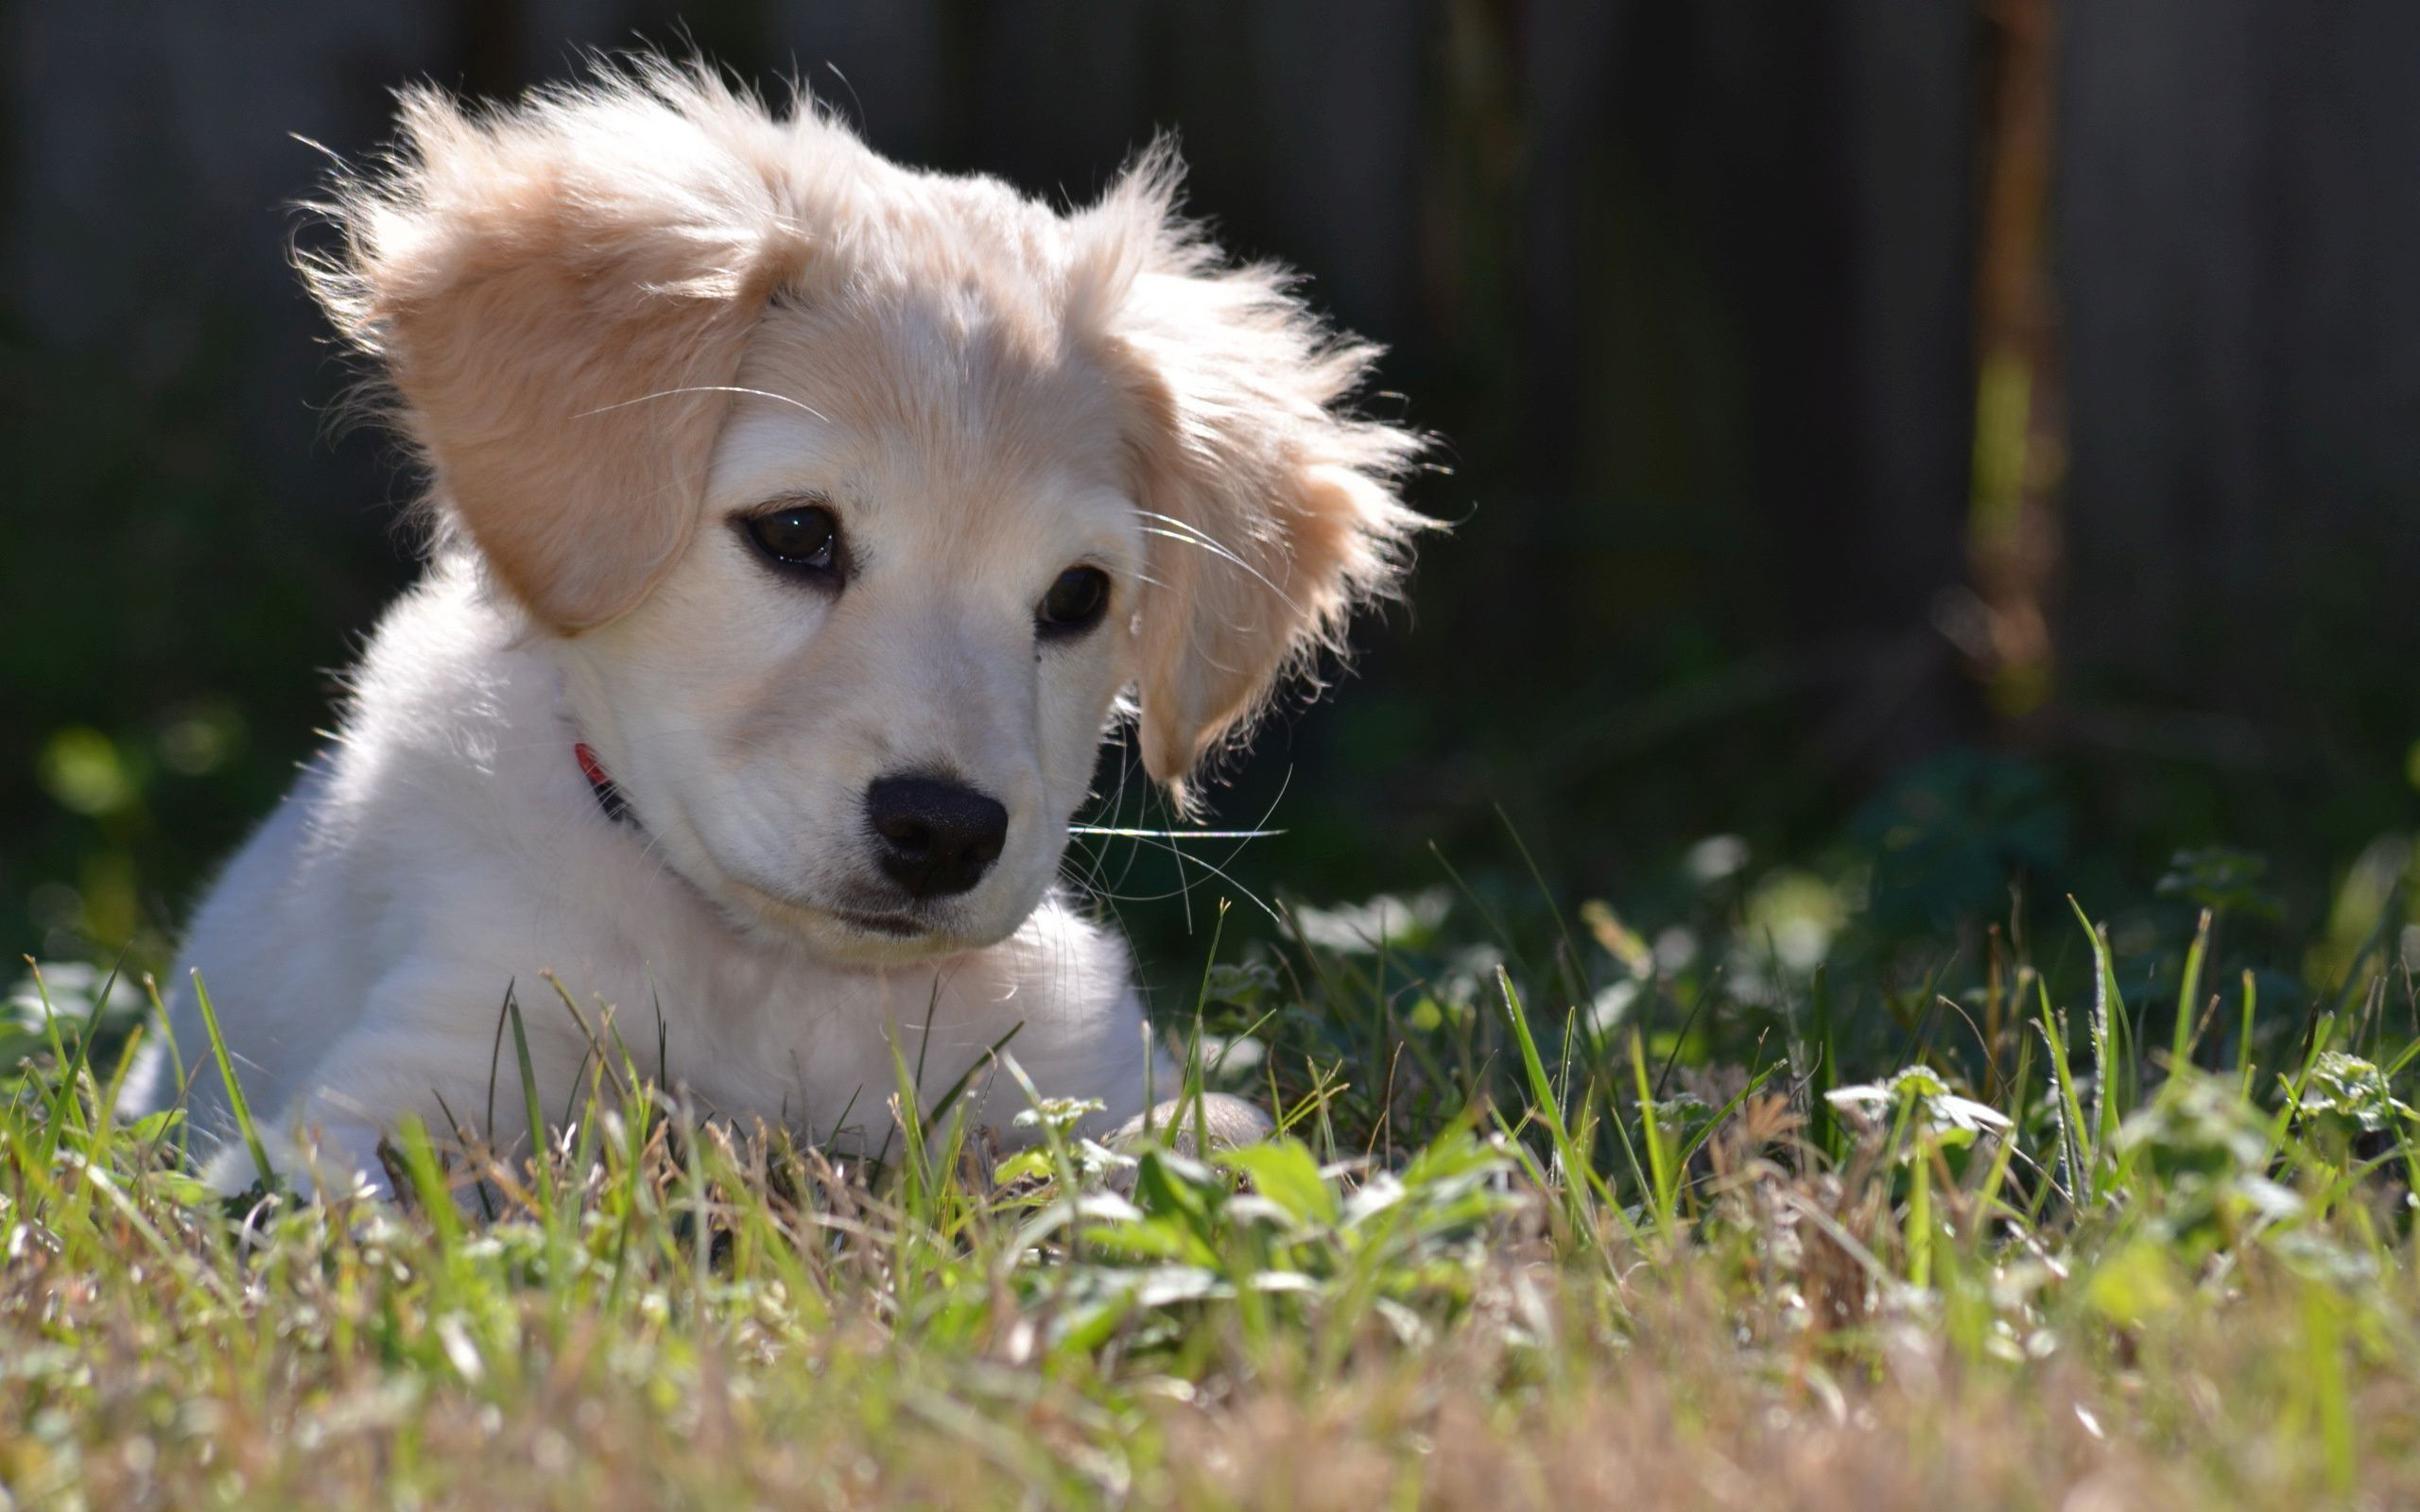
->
xmin=505 ymin=985 xmax=555 ymax=1212
xmin=189 ymin=971 xmax=274 ymax=1192
xmin=2238 ymin=969 xmax=2260 ymax=1097
xmin=2068 ymin=898 xmax=2128 ymax=1157
xmin=1629 ymin=1026 xmax=1677 ymax=1243
xmin=2171 ymin=907 xmax=2210 ymax=1074
xmin=1495 ymin=968 xmax=1615 ymax=1243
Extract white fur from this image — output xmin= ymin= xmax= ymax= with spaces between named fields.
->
xmin=137 ymin=552 xmax=1160 ymax=1192
xmin=127 ymin=63 xmax=1419 ymax=1194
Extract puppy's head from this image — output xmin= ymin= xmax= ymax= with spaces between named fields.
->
xmin=315 ymin=62 xmax=1422 ymax=962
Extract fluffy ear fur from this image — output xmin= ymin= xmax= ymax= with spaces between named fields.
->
xmin=306 ymin=64 xmax=812 ymax=630
xmin=1073 ymin=151 xmax=1426 ymax=793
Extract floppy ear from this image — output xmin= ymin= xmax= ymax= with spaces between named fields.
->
xmin=308 ymin=68 xmax=810 ymax=630
xmin=1077 ymin=155 xmax=1426 ymax=792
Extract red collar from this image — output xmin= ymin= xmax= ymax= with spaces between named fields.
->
xmin=574 ymin=742 xmax=632 ymax=824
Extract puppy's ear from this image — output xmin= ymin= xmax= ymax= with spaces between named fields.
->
xmin=1076 ymin=152 xmax=1426 ymax=793
xmin=308 ymin=67 xmax=811 ymax=630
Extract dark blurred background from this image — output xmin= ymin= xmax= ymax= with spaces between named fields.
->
xmin=8 ymin=2 xmax=2419 ymax=1004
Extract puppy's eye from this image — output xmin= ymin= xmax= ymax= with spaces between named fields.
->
xmin=1036 ymin=566 xmax=1111 ymax=637
xmin=743 ymin=503 xmax=841 ymax=574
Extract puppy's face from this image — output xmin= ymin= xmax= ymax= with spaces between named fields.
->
xmin=560 ymin=298 xmax=1145 ymax=960
xmin=320 ymin=67 xmax=1421 ymax=967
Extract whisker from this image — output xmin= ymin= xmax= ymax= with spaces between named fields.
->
xmin=1134 ymin=524 xmax=1299 ymax=612
xmin=1067 ymin=826 xmax=1285 ymax=840
xmin=1069 ymin=762 xmax=1295 ymax=935
xmin=1130 ymin=508 xmax=1246 ymax=565
xmin=1075 ymin=848 xmax=1283 ymax=930
xmin=573 ymin=386 xmax=831 ymax=422
xmin=1069 ymin=725 xmax=1134 ymax=901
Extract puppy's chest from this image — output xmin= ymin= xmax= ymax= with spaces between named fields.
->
xmin=493 ymin=838 xmax=1132 ymax=1141
xmin=575 ymin=932 xmax=1074 ymax=1144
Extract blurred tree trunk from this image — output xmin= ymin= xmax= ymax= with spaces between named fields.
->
xmin=1523 ymin=0 xmax=1983 ymax=769
xmin=2060 ymin=2 xmax=2420 ymax=767
xmin=1966 ymin=0 xmax=2062 ymax=723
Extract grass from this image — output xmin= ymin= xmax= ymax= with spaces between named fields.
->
xmin=7 ymin=858 xmax=2420 ymax=1509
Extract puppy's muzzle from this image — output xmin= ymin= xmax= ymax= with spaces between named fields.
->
xmin=866 ymin=775 xmax=1008 ymax=899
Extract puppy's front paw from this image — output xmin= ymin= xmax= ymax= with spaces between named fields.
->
xmin=201 ymin=1121 xmax=396 ymax=1204
xmin=1112 ymin=1091 xmax=1270 ymax=1157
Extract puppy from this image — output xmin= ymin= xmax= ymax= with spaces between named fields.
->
xmin=130 ymin=61 xmax=1420 ymax=1194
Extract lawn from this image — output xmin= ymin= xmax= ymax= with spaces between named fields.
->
xmin=7 ymin=857 xmax=2419 ymax=1509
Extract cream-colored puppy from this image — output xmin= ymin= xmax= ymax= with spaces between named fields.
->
xmin=130 ymin=62 xmax=1420 ymax=1194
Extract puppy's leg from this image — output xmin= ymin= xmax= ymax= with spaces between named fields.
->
xmin=257 ymin=967 xmax=593 ymax=1205
xmin=268 ymin=1121 xmax=398 ymax=1202
xmin=1111 ymin=1091 xmax=1270 ymax=1157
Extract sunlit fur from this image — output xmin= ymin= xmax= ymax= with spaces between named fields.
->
xmin=130 ymin=60 xmax=1421 ymax=1192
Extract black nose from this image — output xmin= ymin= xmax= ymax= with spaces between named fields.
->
xmin=865 ymin=776 xmax=1010 ymax=899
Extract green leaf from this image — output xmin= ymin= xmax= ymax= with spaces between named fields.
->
xmin=1218 ymin=1139 xmax=1339 ymax=1228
